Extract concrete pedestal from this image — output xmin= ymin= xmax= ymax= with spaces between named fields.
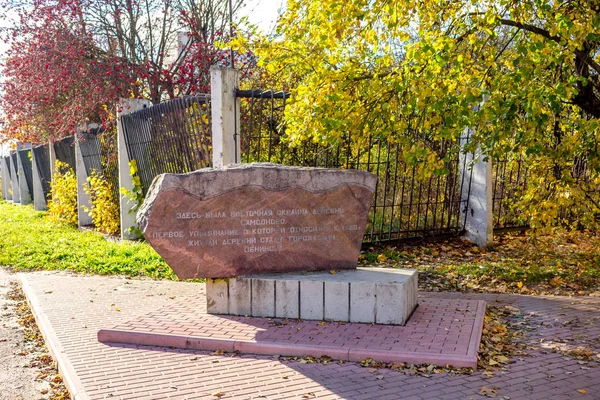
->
xmin=207 ymin=267 xmax=418 ymax=325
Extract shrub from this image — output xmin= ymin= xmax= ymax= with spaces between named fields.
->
xmin=83 ymin=170 xmax=120 ymax=235
xmin=47 ymin=160 xmax=78 ymax=226
xmin=119 ymin=159 xmax=145 ymax=239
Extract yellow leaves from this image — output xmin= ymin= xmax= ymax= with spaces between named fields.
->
xmin=549 ymin=276 xmax=563 ymax=287
xmin=376 ymin=254 xmax=388 ymax=263
xmin=479 ymin=386 xmax=498 ymax=397
xmin=577 ymin=389 xmax=587 ymax=394
xmin=495 ymin=355 xmax=509 ymax=364
xmin=517 ymin=282 xmax=523 ymax=289
xmin=47 ymin=161 xmax=78 ymax=227
xmin=83 ymin=170 xmax=120 ymax=235
xmin=129 ymin=159 xmax=138 ymax=175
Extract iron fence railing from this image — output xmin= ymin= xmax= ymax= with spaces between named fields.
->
xmin=492 ymin=157 xmax=528 ymax=231
xmin=32 ymin=144 xmax=51 ymax=199
xmin=53 ymin=136 xmax=76 ymax=171
xmin=121 ymin=95 xmax=212 ymax=196
xmin=237 ymin=90 xmax=469 ymax=243
xmin=78 ymin=127 xmax=120 ymax=203
xmin=10 ymin=152 xmax=18 ymax=181
xmin=18 ymin=149 xmax=33 ymax=197
xmin=3 ymin=155 xmax=11 ymax=183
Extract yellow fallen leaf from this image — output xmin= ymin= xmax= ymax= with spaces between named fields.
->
xmin=376 ymin=254 xmax=388 ymax=263
xmin=479 ymin=386 xmax=498 ymax=397
xmin=550 ymin=276 xmax=563 ymax=287
xmin=517 ymin=282 xmax=523 ymax=289
xmin=329 ymin=270 xmax=337 ymax=274
xmin=577 ymin=389 xmax=587 ymax=394
xmin=496 ymin=355 xmax=509 ymax=364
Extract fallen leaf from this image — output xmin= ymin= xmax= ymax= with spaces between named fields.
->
xmin=480 ymin=385 xmax=498 ymax=398
xmin=213 ymin=392 xmax=225 ymax=398
xmin=376 ymin=254 xmax=388 ymax=263
xmin=329 ymin=270 xmax=337 ymax=274
xmin=577 ymin=389 xmax=587 ymax=394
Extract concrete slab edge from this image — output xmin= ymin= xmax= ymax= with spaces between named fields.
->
xmin=466 ymin=300 xmax=487 ymax=363
xmin=98 ymin=298 xmax=487 ymax=369
xmin=19 ymin=274 xmax=90 ymax=400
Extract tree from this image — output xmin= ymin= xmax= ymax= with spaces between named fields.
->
xmin=1 ymin=4 xmax=134 ymax=143
xmin=234 ymin=0 xmax=600 ymax=229
xmin=0 ymin=0 xmax=253 ymax=143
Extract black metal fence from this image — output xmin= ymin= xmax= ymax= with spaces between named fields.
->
xmin=32 ymin=145 xmax=51 ymax=199
xmin=3 ymin=155 xmax=11 ymax=179
xmin=237 ymin=90 xmax=469 ymax=243
xmin=121 ymin=95 xmax=212 ymax=195
xmin=492 ymin=157 xmax=528 ymax=231
xmin=18 ymin=149 xmax=33 ymax=197
xmin=53 ymin=136 xmax=76 ymax=171
xmin=10 ymin=152 xmax=18 ymax=182
xmin=78 ymin=127 xmax=120 ymax=202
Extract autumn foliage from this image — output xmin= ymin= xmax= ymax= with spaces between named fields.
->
xmin=234 ymin=0 xmax=600 ymax=229
xmin=0 ymin=0 xmax=253 ymax=144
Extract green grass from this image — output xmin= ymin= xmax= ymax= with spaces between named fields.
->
xmin=0 ymin=199 xmax=175 ymax=279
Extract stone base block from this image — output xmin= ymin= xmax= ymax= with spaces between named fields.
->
xmin=207 ymin=267 xmax=418 ymax=325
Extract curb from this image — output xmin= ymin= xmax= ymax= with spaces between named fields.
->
xmin=99 ymin=299 xmax=486 ymax=369
xmin=19 ymin=274 xmax=90 ymax=400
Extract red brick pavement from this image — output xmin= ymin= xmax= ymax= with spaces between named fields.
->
xmin=19 ymin=272 xmax=600 ymax=400
xmin=98 ymin=296 xmax=484 ymax=368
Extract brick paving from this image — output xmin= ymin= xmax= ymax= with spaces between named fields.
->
xmin=19 ymin=272 xmax=600 ymax=400
xmin=98 ymin=296 xmax=484 ymax=367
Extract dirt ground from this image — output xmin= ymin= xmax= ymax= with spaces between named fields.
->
xmin=0 ymin=269 xmax=67 ymax=400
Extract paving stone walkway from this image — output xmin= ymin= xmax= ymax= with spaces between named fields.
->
xmin=19 ymin=272 xmax=600 ymax=400
xmin=98 ymin=296 xmax=484 ymax=367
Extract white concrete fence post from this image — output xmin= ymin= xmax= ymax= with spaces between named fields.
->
xmin=16 ymin=144 xmax=32 ymax=205
xmin=118 ymin=98 xmax=152 ymax=240
xmin=459 ymin=131 xmax=493 ymax=248
xmin=9 ymin=152 xmax=20 ymax=204
xmin=1 ymin=157 xmax=10 ymax=200
xmin=31 ymin=146 xmax=47 ymax=211
xmin=75 ymin=130 xmax=93 ymax=227
xmin=210 ymin=66 xmax=240 ymax=167
xmin=48 ymin=140 xmax=57 ymax=181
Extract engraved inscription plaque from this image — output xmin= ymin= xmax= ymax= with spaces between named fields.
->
xmin=137 ymin=163 xmax=377 ymax=279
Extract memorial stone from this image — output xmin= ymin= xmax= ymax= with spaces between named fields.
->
xmin=138 ymin=163 xmax=377 ymax=279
